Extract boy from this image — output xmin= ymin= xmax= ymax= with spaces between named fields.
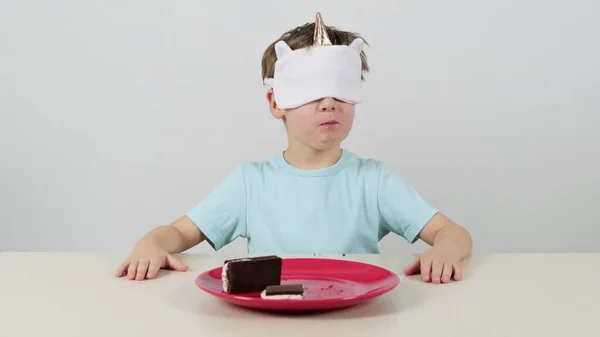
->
xmin=115 ymin=13 xmax=472 ymax=284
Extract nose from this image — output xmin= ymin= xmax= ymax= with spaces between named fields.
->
xmin=318 ymin=97 xmax=338 ymax=112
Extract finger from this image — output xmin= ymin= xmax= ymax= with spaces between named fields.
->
xmin=453 ymin=264 xmax=462 ymax=281
xmin=431 ymin=260 xmax=443 ymax=284
xmin=115 ymin=261 xmax=130 ymax=277
xmin=403 ymin=258 xmax=421 ymax=275
xmin=146 ymin=259 xmax=163 ymax=279
xmin=127 ymin=261 xmax=139 ymax=280
xmin=135 ymin=260 xmax=150 ymax=281
xmin=420 ymin=258 xmax=432 ymax=282
xmin=441 ymin=262 xmax=453 ymax=283
xmin=166 ymin=254 xmax=189 ymax=272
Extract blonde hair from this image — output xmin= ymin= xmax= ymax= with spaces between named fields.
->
xmin=261 ymin=22 xmax=369 ymax=82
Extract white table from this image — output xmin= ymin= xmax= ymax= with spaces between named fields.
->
xmin=1 ymin=252 xmax=598 ymax=337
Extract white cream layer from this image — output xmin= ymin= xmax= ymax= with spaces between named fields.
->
xmin=260 ymin=289 xmax=303 ymax=300
xmin=221 ymin=262 xmax=229 ymax=292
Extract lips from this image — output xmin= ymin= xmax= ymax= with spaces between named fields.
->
xmin=320 ymin=120 xmax=338 ymax=125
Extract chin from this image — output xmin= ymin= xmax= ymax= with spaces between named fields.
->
xmin=312 ymin=138 xmax=345 ymax=151
xmin=313 ymin=144 xmax=339 ymax=151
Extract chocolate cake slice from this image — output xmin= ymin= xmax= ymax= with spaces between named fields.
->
xmin=261 ymin=284 xmax=304 ymax=300
xmin=221 ymin=255 xmax=282 ymax=294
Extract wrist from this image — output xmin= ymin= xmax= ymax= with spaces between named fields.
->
xmin=433 ymin=238 xmax=468 ymax=260
xmin=432 ymin=225 xmax=473 ymax=260
xmin=135 ymin=229 xmax=167 ymax=252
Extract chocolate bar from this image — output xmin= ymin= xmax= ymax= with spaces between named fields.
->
xmin=261 ymin=284 xmax=304 ymax=300
xmin=221 ymin=255 xmax=282 ymax=294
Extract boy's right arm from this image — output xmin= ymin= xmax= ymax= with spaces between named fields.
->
xmin=114 ymin=215 xmax=205 ymax=281
xmin=117 ymin=164 xmax=248 ymax=281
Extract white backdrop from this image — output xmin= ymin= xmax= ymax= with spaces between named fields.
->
xmin=1 ymin=0 xmax=599 ymax=255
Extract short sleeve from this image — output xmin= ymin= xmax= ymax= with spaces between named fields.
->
xmin=185 ymin=165 xmax=247 ymax=251
xmin=377 ymin=164 xmax=438 ymax=243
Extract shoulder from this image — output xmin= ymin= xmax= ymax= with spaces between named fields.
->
xmin=342 ymin=150 xmax=386 ymax=176
xmin=230 ymin=154 xmax=282 ymax=182
xmin=243 ymin=155 xmax=278 ymax=169
xmin=343 ymin=150 xmax=415 ymax=186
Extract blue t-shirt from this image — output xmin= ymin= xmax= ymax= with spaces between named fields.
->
xmin=186 ymin=150 xmax=438 ymax=254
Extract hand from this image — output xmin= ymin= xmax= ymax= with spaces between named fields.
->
xmin=403 ymin=242 xmax=463 ymax=284
xmin=115 ymin=243 xmax=188 ymax=281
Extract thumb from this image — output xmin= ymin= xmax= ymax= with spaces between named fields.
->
xmin=166 ymin=254 xmax=189 ymax=272
xmin=403 ymin=257 xmax=421 ymax=275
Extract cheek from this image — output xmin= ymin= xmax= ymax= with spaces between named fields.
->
xmin=287 ymin=114 xmax=316 ymax=135
xmin=340 ymin=112 xmax=355 ymax=128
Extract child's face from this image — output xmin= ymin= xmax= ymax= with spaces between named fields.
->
xmin=269 ymin=94 xmax=355 ymax=151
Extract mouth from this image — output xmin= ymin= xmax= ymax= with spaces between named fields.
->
xmin=320 ymin=120 xmax=338 ymax=125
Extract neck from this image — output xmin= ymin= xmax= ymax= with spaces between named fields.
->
xmin=283 ymin=144 xmax=342 ymax=170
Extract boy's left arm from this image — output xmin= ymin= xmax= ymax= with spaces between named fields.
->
xmin=403 ymin=212 xmax=473 ymax=283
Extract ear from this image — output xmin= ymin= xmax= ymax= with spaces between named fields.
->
xmin=274 ymin=41 xmax=292 ymax=59
xmin=349 ymin=38 xmax=364 ymax=54
xmin=266 ymin=90 xmax=285 ymax=120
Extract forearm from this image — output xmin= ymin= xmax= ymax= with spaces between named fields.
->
xmin=135 ymin=225 xmax=188 ymax=254
xmin=433 ymin=224 xmax=473 ymax=259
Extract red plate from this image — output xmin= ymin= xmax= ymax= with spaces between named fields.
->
xmin=195 ymin=257 xmax=400 ymax=311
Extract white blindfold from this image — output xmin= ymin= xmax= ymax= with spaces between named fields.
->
xmin=263 ymin=38 xmax=365 ymax=109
